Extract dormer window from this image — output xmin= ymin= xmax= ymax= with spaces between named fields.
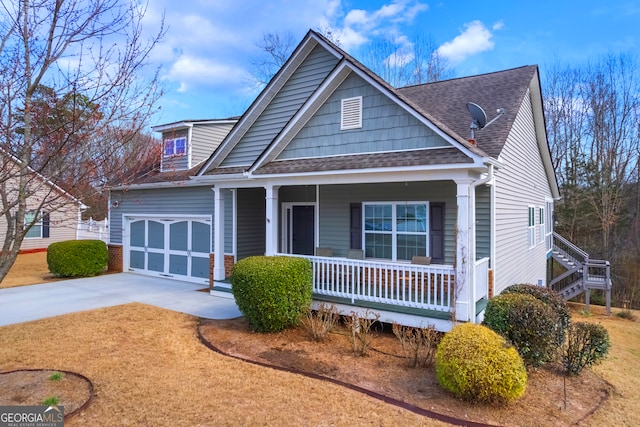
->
xmin=341 ymin=96 xmax=362 ymax=130
xmin=164 ymin=137 xmax=187 ymax=157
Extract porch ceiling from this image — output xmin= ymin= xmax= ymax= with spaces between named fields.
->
xmin=252 ymin=148 xmax=473 ymax=175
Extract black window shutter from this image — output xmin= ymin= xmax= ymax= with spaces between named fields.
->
xmin=350 ymin=203 xmax=362 ymax=249
xmin=42 ymin=212 xmax=50 ymax=238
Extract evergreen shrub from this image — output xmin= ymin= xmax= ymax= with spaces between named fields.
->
xmin=435 ymin=323 xmax=527 ymax=404
xmin=502 ymin=283 xmax=571 ymax=341
xmin=47 ymin=239 xmax=108 ymax=277
xmin=563 ymin=322 xmax=610 ymax=375
xmin=231 ymin=256 xmax=312 ymax=332
xmin=483 ymin=292 xmax=560 ymax=366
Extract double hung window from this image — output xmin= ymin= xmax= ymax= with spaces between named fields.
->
xmin=164 ymin=137 xmax=187 ymax=156
xmin=363 ymin=202 xmax=428 ymax=261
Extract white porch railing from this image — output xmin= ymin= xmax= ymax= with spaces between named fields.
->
xmin=474 ymin=257 xmax=490 ymax=302
xmin=282 ymin=254 xmax=456 ymax=313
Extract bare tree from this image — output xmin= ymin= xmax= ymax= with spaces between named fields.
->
xmin=360 ymin=33 xmax=452 ymax=87
xmin=544 ymin=53 xmax=640 ymax=307
xmin=250 ymin=30 xmax=451 ymax=89
xmin=0 ymin=0 xmax=164 ymax=282
xmin=249 ymin=31 xmax=298 ymax=86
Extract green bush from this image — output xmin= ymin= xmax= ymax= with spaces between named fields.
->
xmin=47 ymin=239 xmax=108 ymax=277
xmin=483 ymin=293 xmax=560 ymax=366
xmin=562 ymin=322 xmax=610 ymax=375
xmin=231 ymin=256 xmax=312 ymax=332
xmin=502 ymin=283 xmax=571 ymax=341
xmin=435 ymin=323 xmax=527 ymax=404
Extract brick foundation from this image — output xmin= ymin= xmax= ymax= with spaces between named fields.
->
xmin=107 ymin=244 xmax=123 ymax=272
xmin=209 ymin=254 xmax=235 ymax=288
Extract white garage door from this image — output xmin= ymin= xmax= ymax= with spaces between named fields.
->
xmin=125 ymin=216 xmax=211 ymax=285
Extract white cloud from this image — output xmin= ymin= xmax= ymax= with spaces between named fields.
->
xmin=437 ymin=21 xmax=498 ymax=64
xmin=331 ymin=0 xmax=429 ymax=50
xmin=166 ymin=55 xmax=251 ymax=92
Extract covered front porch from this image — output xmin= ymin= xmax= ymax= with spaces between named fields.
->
xmin=283 ymin=253 xmax=489 ymax=331
xmin=211 ymin=172 xmax=493 ymax=330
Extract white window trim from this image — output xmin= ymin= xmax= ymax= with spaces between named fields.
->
xmin=24 ymin=210 xmax=43 ymax=239
xmin=545 ymin=199 xmax=553 ymax=252
xmin=164 ymin=136 xmax=187 ymax=157
xmin=362 ymin=201 xmax=429 ymax=262
xmin=528 ymin=206 xmax=535 ymax=249
xmin=341 ymin=96 xmax=362 ymax=130
xmin=538 ymin=206 xmax=545 ymax=244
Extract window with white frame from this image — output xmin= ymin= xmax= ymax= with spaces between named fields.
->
xmin=341 ymin=96 xmax=362 ymax=130
xmin=528 ymin=206 xmax=535 ymax=249
xmin=363 ymin=202 xmax=428 ymax=261
xmin=545 ymin=200 xmax=553 ymax=251
xmin=24 ymin=210 xmax=43 ymax=239
xmin=539 ymin=206 xmax=545 ymax=244
xmin=164 ymin=137 xmax=187 ymax=157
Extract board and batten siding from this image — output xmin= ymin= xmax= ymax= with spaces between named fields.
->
xmin=191 ymin=123 xmax=235 ymax=166
xmin=220 ymin=45 xmax=339 ymax=167
xmin=109 ymin=186 xmax=233 ymax=253
xmin=279 ymin=73 xmax=450 ymax=160
xmin=316 ymin=181 xmax=457 ymax=263
xmin=475 ymin=185 xmax=491 ymax=260
xmin=494 ymin=88 xmax=553 ymax=294
xmin=236 ymin=188 xmax=266 ymax=260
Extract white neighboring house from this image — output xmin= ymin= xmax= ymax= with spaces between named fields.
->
xmin=0 ymin=154 xmax=87 ymax=253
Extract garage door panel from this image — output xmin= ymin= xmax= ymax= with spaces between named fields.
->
xmin=148 ymin=221 xmax=165 ymax=249
xmin=191 ymin=256 xmax=210 ymax=279
xmin=170 ymin=221 xmax=188 ymax=251
xmin=169 ymin=254 xmax=188 ymax=276
xmin=130 ymin=250 xmax=145 ymax=269
xmin=192 ymin=222 xmax=211 ymax=253
xmin=147 ymin=252 xmax=165 ymax=272
xmin=130 ymin=221 xmax=145 ymax=247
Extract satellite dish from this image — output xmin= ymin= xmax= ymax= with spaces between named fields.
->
xmin=467 ymin=102 xmax=487 ymax=130
xmin=466 ymin=102 xmax=505 ymax=139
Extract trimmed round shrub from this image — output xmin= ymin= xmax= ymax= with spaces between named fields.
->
xmin=502 ymin=283 xmax=571 ymax=341
xmin=435 ymin=323 xmax=527 ymax=404
xmin=231 ymin=256 xmax=312 ymax=332
xmin=47 ymin=239 xmax=108 ymax=278
xmin=483 ymin=293 xmax=560 ymax=367
xmin=563 ymin=322 xmax=610 ymax=375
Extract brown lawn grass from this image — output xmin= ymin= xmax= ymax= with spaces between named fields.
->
xmin=1 ymin=254 xmax=638 ymax=425
xmin=0 ymin=252 xmax=60 ymax=288
xmin=0 ymin=303 xmax=449 ymax=426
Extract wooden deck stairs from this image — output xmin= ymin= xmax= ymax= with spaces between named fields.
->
xmin=550 ymin=232 xmax=612 ymax=313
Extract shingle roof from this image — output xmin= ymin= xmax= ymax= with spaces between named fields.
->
xmin=397 ymin=65 xmax=538 ymax=158
xmin=253 ymin=148 xmax=472 ymax=175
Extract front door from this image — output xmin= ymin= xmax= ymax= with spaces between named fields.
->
xmin=282 ymin=204 xmax=315 ymax=255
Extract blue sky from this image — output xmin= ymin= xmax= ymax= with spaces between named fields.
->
xmin=142 ymin=0 xmax=640 ymax=126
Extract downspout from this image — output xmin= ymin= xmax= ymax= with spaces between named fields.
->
xmin=469 ymin=163 xmax=495 ymax=322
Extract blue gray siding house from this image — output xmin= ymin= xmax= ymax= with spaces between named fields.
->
xmin=108 ymin=30 xmax=561 ymax=331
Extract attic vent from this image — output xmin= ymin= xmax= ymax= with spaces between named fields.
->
xmin=341 ymin=96 xmax=362 ymax=130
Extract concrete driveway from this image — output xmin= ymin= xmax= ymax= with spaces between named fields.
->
xmin=0 ymin=273 xmax=242 ymax=327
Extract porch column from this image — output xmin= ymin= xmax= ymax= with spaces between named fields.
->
xmin=265 ymin=185 xmax=280 ymax=256
xmin=213 ymin=187 xmax=226 ymax=281
xmin=455 ymin=179 xmax=474 ymax=322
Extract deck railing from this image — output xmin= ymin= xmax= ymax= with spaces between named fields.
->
xmin=281 ymin=254 xmax=456 ymax=313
